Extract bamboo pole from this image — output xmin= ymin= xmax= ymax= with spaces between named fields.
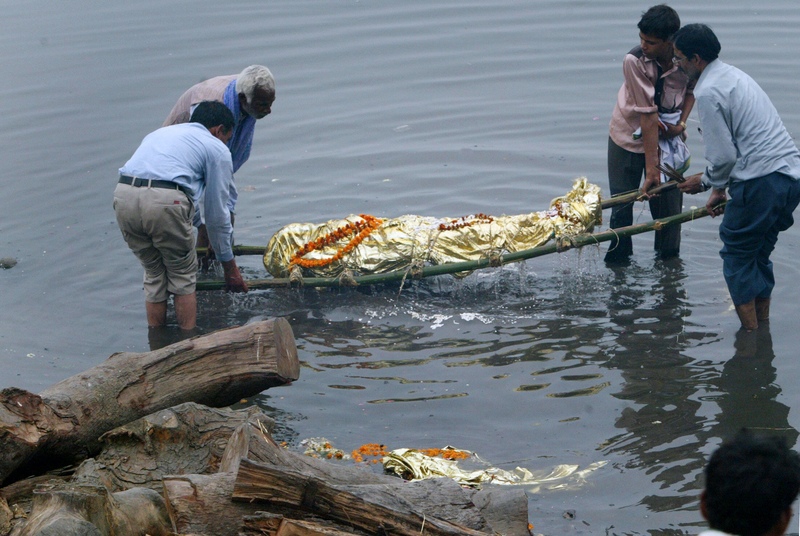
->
xmin=196 ymin=203 xmax=720 ymax=291
xmin=197 ymin=245 xmax=266 ymax=256
xmin=599 ymin=179 xmax=680 ymax=209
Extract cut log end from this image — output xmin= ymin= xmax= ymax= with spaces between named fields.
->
xmin=270 ymin=317 xmax=300 ymax=382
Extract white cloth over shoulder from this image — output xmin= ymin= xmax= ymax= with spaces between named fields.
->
xmin=632 ymin=111 xmax=691 ymax=183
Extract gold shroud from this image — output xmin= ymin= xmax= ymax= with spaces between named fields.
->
xmin=263 ymin=178 xmax=602 ymax=279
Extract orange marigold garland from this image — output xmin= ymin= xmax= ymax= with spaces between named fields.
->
xmin=289 ymin=214 xmax=383 ymax=269
xmin=438 ymin=212 xmax=494 ymax=231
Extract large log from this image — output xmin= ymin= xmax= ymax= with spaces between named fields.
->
xmin=221 ymin=417 xmax=395 ymax=487
xmin=0 ymin=319 xmax=299 ymax=486
xmin=232 ymin=459 xmax=490 ymax=536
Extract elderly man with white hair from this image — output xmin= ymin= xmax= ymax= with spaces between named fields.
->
xmin=165 ymin=65 xmax=275 ymax=175
xmin=164 ymin=65 xmax=276 ymax=258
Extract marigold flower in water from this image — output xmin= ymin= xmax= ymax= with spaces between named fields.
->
xmin=351 ymin=442 xmax=388 ymax=462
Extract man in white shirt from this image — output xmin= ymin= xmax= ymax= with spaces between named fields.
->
xmin=697 ymin=430 xmax=800 ymax=536
xmin=674 ymin=24 xmax=800 ymax=331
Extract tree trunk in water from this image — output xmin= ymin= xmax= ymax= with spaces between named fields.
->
xmin=0 ymin=319 xmax=299 ymax=486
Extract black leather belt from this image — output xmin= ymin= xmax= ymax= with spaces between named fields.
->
xmin=119 ymin=175 xmax=191 ymax=198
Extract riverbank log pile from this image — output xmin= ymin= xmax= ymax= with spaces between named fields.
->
xmin=0 ymin=318 xmax=298 ymax=485
xmin=3 ymin=403 xmax=529 ymax=536
xmin=0 ymin=323 xmax=530 ymax=536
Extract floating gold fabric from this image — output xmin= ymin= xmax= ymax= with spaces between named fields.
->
xmin=263 ymin=177 xmax=602 ymax=278
xmin=383 ymin=447 xmax=607 ymax=491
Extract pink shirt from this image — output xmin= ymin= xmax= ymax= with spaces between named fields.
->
xmin=609 ymin=47 xmax=694 ymax=153
xmin=163 ymin=75 xmax=237 ymax=126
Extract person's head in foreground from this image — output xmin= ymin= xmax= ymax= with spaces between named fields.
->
xmin=702 ymin=429 xmax=800 ymax=536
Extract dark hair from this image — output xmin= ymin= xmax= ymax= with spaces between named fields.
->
xmin=704 ymin=430 xmax=800 ymax=536
xmin=638 ymin=4 xmax=680 ymax=41
xmin=189 ymin=101 xmax=235 ymax=132
xmin=672 ymin=23 xmax=721 ymax=63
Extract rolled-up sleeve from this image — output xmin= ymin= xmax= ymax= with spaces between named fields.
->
xmin=623 ymin=55 xmax=658 ymax=115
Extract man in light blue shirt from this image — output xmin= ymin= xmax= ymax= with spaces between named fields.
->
xmin=675 ymin=24 xmax=800 ymax=331
xmin=114 ymin=101 xmax=248 ymax=332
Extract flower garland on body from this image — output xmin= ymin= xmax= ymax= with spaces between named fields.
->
xmin=289 ymin=214 xmax=383 ymax=269
xmin=438 ymin=213 xmax=494 ymax=232
xmin=551 ymin=200 xmax=582 ymax=226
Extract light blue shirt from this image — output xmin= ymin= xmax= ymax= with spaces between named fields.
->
xmin=695 ymin=59 xmax=800 ymax=189
xmin=119 ymin=122 xmax=236 ymax=262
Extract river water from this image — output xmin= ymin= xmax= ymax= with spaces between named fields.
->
xmin=2 ymin=1 xmax=800 ymax=534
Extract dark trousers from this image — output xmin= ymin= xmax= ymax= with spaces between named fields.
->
xmin=605 ymin=137 xmax=682 ymax=261
xmin=720 ymin=172 xmax=800 ymax=305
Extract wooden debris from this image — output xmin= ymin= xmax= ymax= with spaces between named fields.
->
xmin=233 ymin=459 xmax=488 ymax=536
xmin=2 ymin=355 xmax=531 ymax=536
xmin=163 ymin=472 xmax=257 ymax=536
xmin=12 ymin=481 xmax=170 ymax=536
xmin=72 ymin=403 xmax=274 ymax=492
xmin=0 ymin=497 xmax=11 ymax=536
xmin=241 ymin=513 xmax=365 ymax=536
xmin=274 ymin=517 xmax=363 ymax=536
xmin=0 ymin=319 xmax=298 ymax=486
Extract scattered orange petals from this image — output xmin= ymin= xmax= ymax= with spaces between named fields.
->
xmin=419 ymin=448 xmax=471 ymax=460
xmin=351 ymin=443 xmax=471 ymax=464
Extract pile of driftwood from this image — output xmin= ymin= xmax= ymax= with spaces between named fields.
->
xmin=0 ymin=319 xmax=530 ymax=536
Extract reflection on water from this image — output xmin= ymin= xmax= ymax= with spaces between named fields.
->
xmin=598 ymin=258 xmax=796 ymax=522
xmin=146 ymin=325 xmax=202 ymax=351
xmin=602 ymin=258 xmax=712 ymax=513
xmin=713 ymin=325 xmax=796 ymax=445
xmin=248 ymin=254 xmax=798 ymax=534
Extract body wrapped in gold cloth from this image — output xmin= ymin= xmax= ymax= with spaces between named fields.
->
xmin=263 ymin=178 xmax=602 ymax=279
